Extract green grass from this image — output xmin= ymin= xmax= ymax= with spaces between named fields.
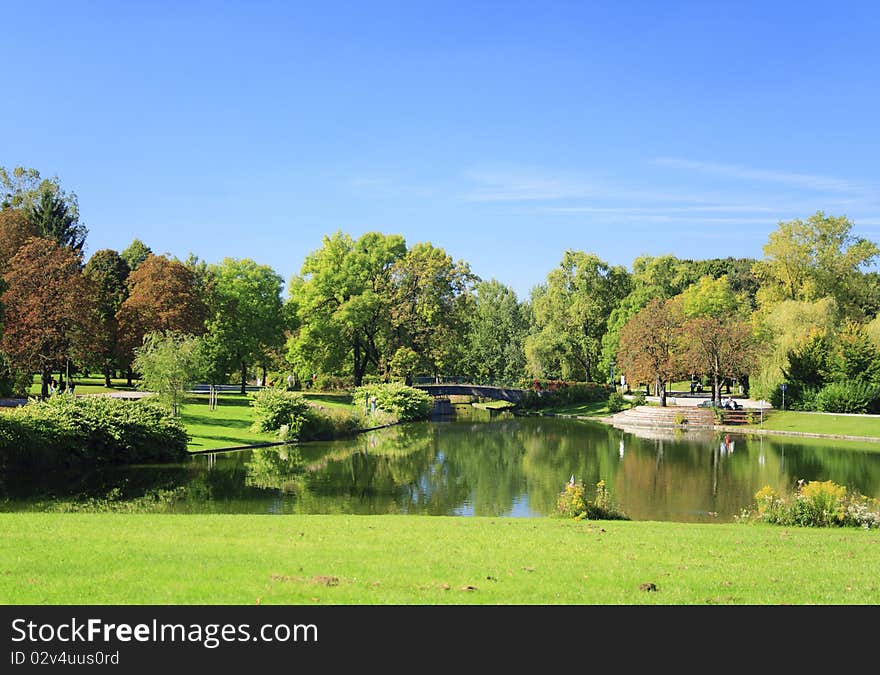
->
xmin=26 ymin=374 xmax=136 ymax=396
xmin=0 ymin=513 xmax=876 ymax=604
xmin=473 ymin=400 xmax=516 ymax=410
xmin=760 ymin=410 xmax=880 ymax=439
xmin=182 ymin=393 xmax=277 ymax=451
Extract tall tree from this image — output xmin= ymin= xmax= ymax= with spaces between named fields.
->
xmin=0 ymin=209 xmax=40 ymax=274
xmin=390 ymin=242 xmax=476 ymax=379
xmin=120 ymin=238 xmax=152 ymax=272
xmin=0 ymin=165 xmax=79 ymax=220
xmin=0 ymin=238 xmax=96 ymax=398
xmin=83 ymin=249 xmax=131 ymax=386
xmin=754 ymin=211 xmax=879 ymax=318
xmin=133 ymin=331 xmax=207 ymax=417
xmin=28 ymin=189 xmax=87 ymax=255
xmin=526 ymin=251 xmax=630 ymax=381
xmin=617 ymin=298 xmax=681 ymax=406
xmin=116 ymin=254 xmax=208 ymax=385
xmin=461 ymin=279 xmax=528 ymax=385
xmin=287 ymin=231 xmax=406 ymax=386
xmin=205 ymin=258 xmax=285 ymax=393
xmin=679 ymin=314 xmax=756 ymax=407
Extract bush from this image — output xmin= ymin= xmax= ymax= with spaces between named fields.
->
xmin=353 ymin=383 xmax=433 ymax=423
xmin=607 ymin=391 xmax=626 ymax=413
xmin=556 ymin=479 xmax=629 ymax=521
xmin=629 ymin=391 xmax=646 ymax=407
xmin=249 ymin=388 xmax=312 ymax=437
xmin=313 ymin=374 xmax=354 ymax=391
xmin=814 ymin=380 xmax=880 ymax=414
xmin=0 ymin=396 xmax=188 ymax=467
xmin=741 ymin=480 xmax=880 ymax=529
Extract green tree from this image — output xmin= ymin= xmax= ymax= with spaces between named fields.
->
xmin=829 ymin=321 xmax=880 ymax=383
xmin=120 ymin=238 xmax=152 ymax=272
xmin=390 ymin=242 xmax=477 ymax=379
xmin=754 ymin=211 xmax=879 ymax=318
xmin=287 ymin=231 xmax=406 ymax=386
xmin=0 ymin=165 xmax=79 ymax=220
xmin=526 ymin=251 xmax=630 ymax=381
xmin=83 ymin=250 xmax=131 ymax=386
xmin=461 ymin=279 xmax=528 ymax=385
xmin=28 ymin=189 xmax=87 ymax=255
xmin=783 ymin=330 xmax=833 ymax=390
xmin=133 ymin=331 xmax=207 ymax=417
xmin=205 ymin=258 xmax=285 ymax=394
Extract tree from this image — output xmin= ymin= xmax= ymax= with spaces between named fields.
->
xmin=677 ymin=275 xmax=746 ymax=319
xmin=0 ymin=238 xmax=96 ymax=398
xmin=679 ymin=314 xmax=756 ymax=407
xmin=287 ymin=231 xmax=406 ymax=386
xmin=617 ymin=298 xmax=681 ymax=406
xmin=116 ymin=254 xmax=208 ymax=385
xmin=526 ymin=251 xmax=630 ymax=381
xmin=0 ymin=209 xmax=40 ymax=274
xmin=390 ymin=242 xmax=476 ymax=379
xmin=0 ymin=165 xmax=79 ymax=220
xmin=754 ymin=211 xmax=879 ymax=318
xmin=133 ymin=331 xmax=207 ymax=417
xmin=461 ymin=279 xmax=528 ymax=385
xmin=120 ymin=239 xmax=152 ymax=272
xmin=28 ymin=189 xmax=87 ymax=255
xmin=83 ymin=249 xmax=131 ymax=386
xmin=205 ymin=258 xmax=285 ymax=394
xmin=828 ymin=321 xmax=880 ymax=384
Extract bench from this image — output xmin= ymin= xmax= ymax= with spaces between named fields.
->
xmin=718 ymin=409 xmax=756 ymax=425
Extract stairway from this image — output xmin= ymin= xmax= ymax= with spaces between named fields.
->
xmin=611 ymin=405 xmax=715 ymax=430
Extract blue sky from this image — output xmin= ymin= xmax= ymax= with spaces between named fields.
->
xmin=3 ymin=1 xmax=879 ymax=299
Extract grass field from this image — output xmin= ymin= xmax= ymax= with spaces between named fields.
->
xmin=26 ymin=374 xmax=134 ymax=396
xmin=759 ymin=410 xmax=880 ymax=438
xmin=182 ymin=391 xmax=359 ymax=451
xmin=0 ymin=513 xmax=876 ymax=604
xmin=523 ymin=400 xmax=614 ymax=417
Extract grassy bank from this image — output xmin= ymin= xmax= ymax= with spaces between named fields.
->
xmin=758 ymin=410 xmax=880 ymax=439
xmin=0 ymin=514 xmax=876 ymax=604
xmin=183 ymin=391 xmax=360 ymax=451
xmin=519 ymin=400 xmax=614 ymax=417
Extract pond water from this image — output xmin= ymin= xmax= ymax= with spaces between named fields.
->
xmin=3 ymin=408 xmax=880 ymax=522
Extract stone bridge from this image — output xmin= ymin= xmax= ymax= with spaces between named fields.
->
xmin=414 ymin=384 xmax=528 ymax=403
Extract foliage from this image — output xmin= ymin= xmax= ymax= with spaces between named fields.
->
xmin=0 ymin=395 xmax=188 ymax=467
xmin=519 ymin=382 xmax=612 ymax=409
xmin=753 ymin=211 xmax=879 ymax=318
xmin=0 ymin=237 xmax=97 ymax=397
xmin=607 ymin=391 xmax=626 ymax=413
xmin=813 ymin=380 xmax=880 ymax=414
xmin=120 ymin=238 xmax=152 ymax=272
xmin=116 ymin=254 xmax=209 ymax=369
xmin=353 ymin=382 xmax=433 ymax=422
xmin=83 ymin=249 xmax=131 ymax=385
xmin=526 ymin=250 xmax=631 ymax=381
xmin=0 ymin=165 xmax=80 ymax=220
xmin=204 ymin=257 xmax=285 ymax=393
xmin=827 ymin=321 xmax=880 ymax=383
xmin=629 ymin=391 xmax=646 ymax=407
xmin=556 ymin=479 xmax=629 ymax=520
xmin=133 ymin=331 xmax=207 ymax=417
xmin=742 ymin=481 xmax=880 ymax=529
xmin=28 ymin=189 xmax=87 ymax=255
xmin=248 ymin=387 xmax=312 ymax=437
xmin=617 ymin=298 xmax=681 ymax=406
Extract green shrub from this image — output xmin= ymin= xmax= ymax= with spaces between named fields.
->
xmin=556 ymin=479 xmax=629 ymax=521
xmin=814 ymin=380 xmax=880 ymax=414
xmin=249 ymin=388 xmax=311 ymax=437
xmin=297 ymin=406 xmax=361 ymax=441
xmin=353 ymin=383 xmax=433 ymax=422
xmin=0 ymin=396 xmax=188 ymax=467
xmin=741 ymin=480 xmax=880 ymax=529
xmin=630 ymin=391 xmax=646 ymax=407
xmin=607 ymin=391 xmax=626 ymax=413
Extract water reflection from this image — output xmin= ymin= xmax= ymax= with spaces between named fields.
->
xmin=3 ymin=410 xmax=880 ymax=522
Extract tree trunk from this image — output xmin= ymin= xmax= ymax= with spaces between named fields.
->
xmin=713 ymin=373 xmax=721 ymax=407
xmin=104 ymin=365 xmax=112 ymax=388
xmin=659 ymin=379 xmax=667 ymax=407
xmin=261 ymin=364 xmax=267 ymax=387
xmin=41 ymin=368 xmax=51 ymax=400
xmin=240 ymin=360 xmax=247 ymax=395
xmin=126 ymin=367 xmax=133 ymax=387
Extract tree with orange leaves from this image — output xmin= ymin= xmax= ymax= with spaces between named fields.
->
xmin=115 ymin=254 xmax=208 ymax=385
xmin=617 ymin=298 xmax=682 ymax=406
xmin=0 ymin=237 xmax=97 ymax=398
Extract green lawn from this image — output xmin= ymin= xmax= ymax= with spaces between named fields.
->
xmin=183 ymin=391 xmax=358 ymax=451
xmin=0 ymin=513 xmax=876 ymax=604
xmin=26 ymin=374 xmax=136 ymax=396
xmin=760 ymin=410 xmax=880 ymax=439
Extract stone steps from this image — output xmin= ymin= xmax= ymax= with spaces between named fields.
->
xmin=611 ymin=405 xmax=715 ymax=430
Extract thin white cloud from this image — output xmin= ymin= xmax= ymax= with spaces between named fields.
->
xmin=652 ymin=157 xmax=868 ymax=194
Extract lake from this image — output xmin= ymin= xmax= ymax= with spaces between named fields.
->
xmin=3 ymin=408 xmax=880 ymax=522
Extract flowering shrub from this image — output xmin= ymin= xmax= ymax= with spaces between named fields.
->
xmin=556 ymin=479 xmax=629 ymax=521
xmin=741 ymin=480 xmax=880 ymax=529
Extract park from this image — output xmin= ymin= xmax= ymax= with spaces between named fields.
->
xmin=1 ymin=175 xmax=879 ymax=604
